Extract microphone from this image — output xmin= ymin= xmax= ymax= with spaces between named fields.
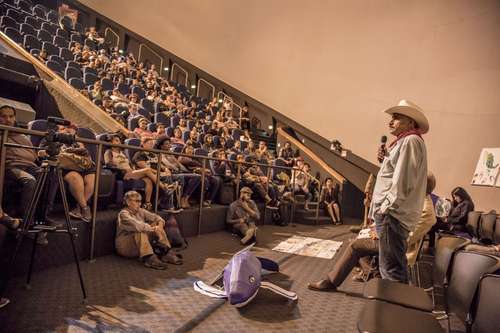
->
xmin=378 ymin=135 xmax=387 ymax=163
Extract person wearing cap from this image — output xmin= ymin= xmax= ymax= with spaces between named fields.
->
xmin=369 ymin=99 xmax=429 ymax=283
xmin=226 ymin=187 xmax=260 ymax=245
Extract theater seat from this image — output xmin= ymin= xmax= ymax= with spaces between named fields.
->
xmin=357 ymin=251 xmax=500 ymax=333
xmin=471 ymin=274 xmax=500 ymax=333
xmin=69 ymin=77 xmax=85 ymax=90
xmin=4 ymin=27 xmax=22 ymax=44
xmin=20 ymin=22 xmax=36 ymax=36
xmin=357 ymin=300 xmax=442 ymax=333
xmin=42 ymin=41 xmax=58 ymax=56
xmin=363 ymin=278 xmax=433 ymax=312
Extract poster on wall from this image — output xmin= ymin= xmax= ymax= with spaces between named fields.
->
xmin=471 ymin=148 xmax=500 ymax=186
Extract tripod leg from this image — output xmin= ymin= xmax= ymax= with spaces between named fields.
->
xmin=26 ymin=232 xmax=39 ymax=289
xmin=0 ymin=168 xmax=48 ymax=298
xmin=57 ymin=169 xmax=87 ymax=301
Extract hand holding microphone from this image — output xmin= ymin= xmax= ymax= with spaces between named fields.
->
xmin=377 ymin=135 xmax=387 ymax=163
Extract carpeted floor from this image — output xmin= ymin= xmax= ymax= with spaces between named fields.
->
xmin=0 ymin=224 xmax=464 ymax=332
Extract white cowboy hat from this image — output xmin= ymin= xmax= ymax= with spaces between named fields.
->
xmin=383 ymin=99 xmax=429 ymax=134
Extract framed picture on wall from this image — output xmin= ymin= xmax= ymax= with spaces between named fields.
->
xmin=471 ymin=148 xmax=500 ymax=186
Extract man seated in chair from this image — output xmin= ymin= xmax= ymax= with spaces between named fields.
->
xmin=226 ymin=187 xmax=260 ymax=245
xmin=116 ymin=191 xmax=182 ymax=270
xmin=308 ymin=173 xmax=436 ymax=291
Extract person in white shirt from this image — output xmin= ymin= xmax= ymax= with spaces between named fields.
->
xmin=369 ymin=100 xmax=429 ymax=283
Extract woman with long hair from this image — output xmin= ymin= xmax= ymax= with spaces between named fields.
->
xmin=447 ymin=186 xmax=474 ymax=233
xmin=322 ymin=178 xmax=341 ymax=225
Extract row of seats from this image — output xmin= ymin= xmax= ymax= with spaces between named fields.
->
xmin=356 ymin=210 xmax=500 ymax=332
xmin=358 ymin=246 xmax=500 ymax=333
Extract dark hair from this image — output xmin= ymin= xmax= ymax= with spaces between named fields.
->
xmin=154 ymin=135 xmax=170 ymax=149
xmin=0 ymin=105 xmax=15 ymax=114
xmin=451 ymin=187 xmax=474 ymax=210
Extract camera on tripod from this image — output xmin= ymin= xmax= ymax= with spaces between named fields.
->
xmin=45 ymin=117 xmax=76 ymax=157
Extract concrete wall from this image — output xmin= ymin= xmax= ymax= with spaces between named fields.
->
xmin=79 ymin=0 xmax=500 ymax=210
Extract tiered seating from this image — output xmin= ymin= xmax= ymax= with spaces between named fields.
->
xmin=1 ymin=0 xmax=322 ymax=214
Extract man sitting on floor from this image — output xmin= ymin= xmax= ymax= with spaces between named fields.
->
xmin=226 ymin=187 xmax=260 ymax=245
xmin=116 ymin=191 xmax=182 ymax=270
xmin=308 ymin=173 xmax=436 ymax=291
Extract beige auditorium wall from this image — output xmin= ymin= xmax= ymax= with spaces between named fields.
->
xmin=80 ymin=0 xmax=500 ymax=210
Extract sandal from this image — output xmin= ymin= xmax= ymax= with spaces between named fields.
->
xmin=142 ymin=202 xmax=153 ymax=211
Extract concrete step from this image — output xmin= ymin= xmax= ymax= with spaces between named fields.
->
xmin=294 ymin=215 xmax=333 ymax=225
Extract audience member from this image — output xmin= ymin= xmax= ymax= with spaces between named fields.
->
xmin=278 ymin=141 xmax=295 ymax=165
xmin=309 ymin=173 xmax=436 ymax=291
xmin=446 ymin=186 xmax=474 ymax=234
xmin=178 ymin=145 xmax=221 ymax=207
xmin=322 ymin=178 xmax=341 ymax=224
xmin=226 ymin=187 xmax=259 ymax=244
xmin=116 ymin=191 xmax=182 ymax=270
xmin=0 ymin=105 xmax=40 ymax=219
xmin=40 ymin=124 xmax=96 ymax=222
xmin=292 ymin=160 xmax=313 ymax=210
xmin=155 ymin=136 xmax=201 ymax=209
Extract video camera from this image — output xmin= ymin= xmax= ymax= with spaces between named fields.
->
xmin=45 ymin=116 xmax=76 ymax=157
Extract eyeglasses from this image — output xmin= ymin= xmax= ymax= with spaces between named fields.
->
xmin=130 ymin=199 xmax=142 ymax=202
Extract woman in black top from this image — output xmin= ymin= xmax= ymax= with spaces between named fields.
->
xmin=322 ymin=178 xmax=341 ymax=225
xmin=447 ymin=187 xmax=474 ymax=234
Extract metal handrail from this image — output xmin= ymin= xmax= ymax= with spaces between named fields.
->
xmin=138 ymin=44 xmax=164 ymax=76
xmin=104 ymin=27 xmax=120 ymax=49
xmin=0 ymin=125 xmax=301 ymax=261
xmin=196 ymin=78 xmax=215 ymax=99
xmin=170 ymin=63 xmax=188 ymax=86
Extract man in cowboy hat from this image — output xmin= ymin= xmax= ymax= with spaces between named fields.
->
xmin=369 ymin=99 xmax=428 ymax=283
xmin=226 ymin=187 xmax=260 ymax=244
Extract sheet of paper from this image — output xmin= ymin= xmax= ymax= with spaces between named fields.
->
xmin=272 ymin=236 xmax=343 ymax=259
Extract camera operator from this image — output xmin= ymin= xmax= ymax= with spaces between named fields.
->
xmin=39 ymin=124 xmax=96 ymax=222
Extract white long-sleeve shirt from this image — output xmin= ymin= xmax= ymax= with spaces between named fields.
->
xmin=369 ymin=134 xmax=427 ymax=232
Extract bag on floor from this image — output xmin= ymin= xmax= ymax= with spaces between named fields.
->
xmin=194 ymin=244 xmax=298 ymax=307
xmin=165 ymin=215 xmax=187 ymax=248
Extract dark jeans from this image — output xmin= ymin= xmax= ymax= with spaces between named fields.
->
xmin=294 ymin=188 xmax=313 ymax=202
xmin=5 ymin=165 xmax=40 ymax=219
xmin=243 ymin=180 xmax=277 ymax=201
xmin=205 ymin=176 xmax=221 ymax=202
xmin=173 ymin=173 xmax=201 ymax=198
xmin=377 ymin=214 xmax=409 ymax=283
xmin=327 ymin=238 xmax=379 ymax=286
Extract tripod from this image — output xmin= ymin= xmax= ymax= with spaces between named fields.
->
xmin=0 ymin=158 xmax=87 ymax=302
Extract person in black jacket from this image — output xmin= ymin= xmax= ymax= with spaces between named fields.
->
xmin=446 ymin=187 xmax=474 ymax=234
